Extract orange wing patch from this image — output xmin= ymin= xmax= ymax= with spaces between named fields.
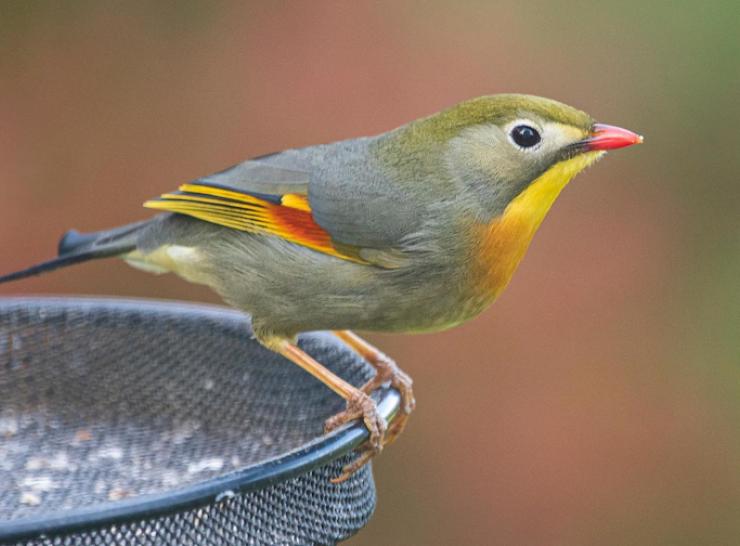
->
xmin=143 ymin=183 xmax=365 ymax=263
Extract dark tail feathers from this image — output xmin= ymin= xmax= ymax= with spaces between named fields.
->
xmin=0 ymin=220 xmax=148 ymax=285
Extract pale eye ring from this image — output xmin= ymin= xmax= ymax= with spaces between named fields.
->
xmin=510 ymin=124 xmax=541 ymax=148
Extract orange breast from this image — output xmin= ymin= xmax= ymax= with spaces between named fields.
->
xmin=467 ymin=151 xmax=604 ymax=305
xmin=471 ymin=213 xmax=540 ymax=303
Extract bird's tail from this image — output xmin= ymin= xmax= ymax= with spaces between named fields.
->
xmin=0 ymin=220 xmax=150 ymax=285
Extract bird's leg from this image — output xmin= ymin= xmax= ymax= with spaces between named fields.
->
xmin=259 ymin=334 xmax=387 ymax=483
xmin=333 ymin=330 xmax=415 ymax=447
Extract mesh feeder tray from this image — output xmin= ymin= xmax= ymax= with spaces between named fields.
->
xmin=0 ymin=297 xmax=400 ymax=545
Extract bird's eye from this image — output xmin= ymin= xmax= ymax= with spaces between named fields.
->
xmin=510 ymin=125 xmax=541 ymax=148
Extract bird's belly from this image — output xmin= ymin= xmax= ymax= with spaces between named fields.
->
xmin=126 ymin=217 xmax=530 ymax=336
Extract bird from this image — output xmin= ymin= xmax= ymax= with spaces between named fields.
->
xmin=0 ymin=94 xmax=642 ymax=481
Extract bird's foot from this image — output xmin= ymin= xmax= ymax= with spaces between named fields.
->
xmin=360 ymin=352 xmax=415 ymax=446
xmin=325 ymin=389 xmax=387 ymax=483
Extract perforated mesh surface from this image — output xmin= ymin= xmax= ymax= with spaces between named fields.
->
xmin=0 ymin=298 xmax=382 ymax=545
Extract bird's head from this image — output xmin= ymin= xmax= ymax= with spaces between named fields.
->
xmin=382 ymin=94 xmax=642 ymax=219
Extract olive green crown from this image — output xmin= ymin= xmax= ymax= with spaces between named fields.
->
xmin=394 ymin=94 xmax=594 ymax=149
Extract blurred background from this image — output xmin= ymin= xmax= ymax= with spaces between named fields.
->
xmin=1 ymin=1 xmax=738 ymax=544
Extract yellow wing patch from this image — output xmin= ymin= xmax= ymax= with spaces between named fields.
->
xmin=143 ymin=183 xmax=365 ymax=263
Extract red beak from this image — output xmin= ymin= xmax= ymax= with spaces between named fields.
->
xmin=584 ymin=123 xmax=643 ymax=151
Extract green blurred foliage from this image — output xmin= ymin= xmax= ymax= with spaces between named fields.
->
xmin=0 ymin=1 xmax=737 ymax=544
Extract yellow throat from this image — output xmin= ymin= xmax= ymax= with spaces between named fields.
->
xmin=474 ymin=150 xmax=605 ymax=300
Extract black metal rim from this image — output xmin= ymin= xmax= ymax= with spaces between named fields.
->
xmin=0 ymin=296 xmax=400 ymax=544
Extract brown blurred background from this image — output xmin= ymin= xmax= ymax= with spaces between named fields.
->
xmin=1 ymin=2 xmax=738 ymax=544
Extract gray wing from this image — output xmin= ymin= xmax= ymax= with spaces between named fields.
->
xmin=193 ymin=140 xmax=424 ymax=261
xmin=196 ymin=157 xmax=310 ymax=196
xmin=303 ymin=139 xmax=423 ymax=250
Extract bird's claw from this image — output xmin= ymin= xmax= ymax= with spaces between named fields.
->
xmin=359 ymin=353 xmax=415 ymax=446
xmin=330 ymin=445 xmax=377 ymax=484
xmin=324 ymin=390 xmax=387 ymax=447
xmin=385 ymin=360 xmax=416 ymax=415
xmin=324 ymin=354 xmax=417 ymax=482
xmin=325 ymin=390 xmax=387 ymax=483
